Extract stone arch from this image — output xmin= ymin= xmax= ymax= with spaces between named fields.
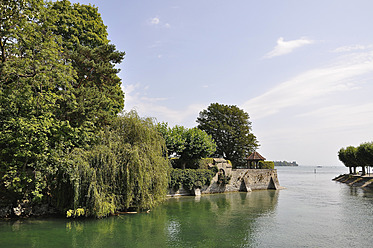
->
xmin=219 ymin=168 xmax=226 ymax=176
xmin=268 ymin=177 xmax=278 ymax=189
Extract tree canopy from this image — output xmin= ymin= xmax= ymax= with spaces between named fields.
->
xmin=54 ymin=111 xmax=170 ymax=217
xmin=338 ymin=143 xmax=373 ymax=175
xmin=0 ymin=0 xmax=170 ymax=218
xmin=197 ymin=103 xmax=259 ymax=167
xmin=1 ymin=0 xmax=78 ymax=202
xmin=156 ymin=123 xmax=216 ymax=167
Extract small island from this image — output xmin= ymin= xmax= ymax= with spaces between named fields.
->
xmin=274 ymin=161 xmax=299 ymax=167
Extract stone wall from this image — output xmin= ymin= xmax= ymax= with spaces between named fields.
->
xmin=167 ymin=158 xmax=281 ymax=197
xmin=333 ymin=174 xmax=373 ymax=189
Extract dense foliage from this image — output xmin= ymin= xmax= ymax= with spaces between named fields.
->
xmin=49 ymin=0 xmax=125 ymax=130
xmin=170 ymin=158 xmax=215 ymax=170
xmin=258 ymin=161 xmax=275 ymax=169
xmin=53 ymin=111 xmax=170 ymax=218
xmin=0 ymin=0 xmax=169 ymax=218
xmin=157 ymin=123 xmax=216 ymax=168
xmin=197 ymin=103 xmax=259 ymax=167
xmin=338 ymin=142 xmax=373 ymax=175
xmin=169 ymin=168 xmax=216 ymax=191
xmin=1 ymin=0 xmax=79 ymax=203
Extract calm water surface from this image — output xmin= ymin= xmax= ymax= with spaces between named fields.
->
xmin=1 ymin=166 xmax=373 ymax=247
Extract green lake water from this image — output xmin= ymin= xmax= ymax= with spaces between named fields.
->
xmin=1 ymin=166 xmax=373 ymax=247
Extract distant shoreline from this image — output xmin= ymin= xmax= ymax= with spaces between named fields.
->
xmin=274 ymin=161 xmax=299 ymax=167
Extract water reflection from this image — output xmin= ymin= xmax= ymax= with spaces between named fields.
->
xmin=0 ymin=191 xmax=279 ymax=248
xmin=162 ymin=191 xmax=279 ymax=247
xmin=2 ymin=167 xmax=373 ymax=247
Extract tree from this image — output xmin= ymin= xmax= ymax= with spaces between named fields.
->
xmin=345 ymin=146 xmax=359 ymax=174
xmin=338 ymin=145 xmax=373 ymax=175
xmin=356 ymin=142 xmax=373 ymax=175
xmin=0 ymin=0 xmax=125 ymax=212
xmin=0 ymin=0 xmax=77 ymax=202
xmin=48 ymin=0 xmax=125 ymax=130
xmin=53 ymin=111 xmax=170 ymax=218
xmin=197 ymin=103 xmax=259 ymax=167
xmin=181 ymin=127 xmax=217 ymax=160
xmin=338 ymin=148 xmax=353 ymax=174
xmin=156 ymin=123 xmax=216 ymax=168
xmin=156 ymin=123 xmax=187 ymax=156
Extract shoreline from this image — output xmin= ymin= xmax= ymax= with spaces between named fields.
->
xmin=333 ymin=174 xmax=373 ymax=189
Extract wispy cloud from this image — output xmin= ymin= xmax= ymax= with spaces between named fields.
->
xmin=298 ymin=103 xmax=373 ymax=129
xmin=332 ymin=44 xmax=368 ymax=53
xmin=264 ymin=37 xmax=315 ymax=58
xmin=244 ymin=48 xmax=373 ymax=119
xmin=150 ymin=17 xmax=160 ymax=25
xmin=122 ymin=83 xmax=203 ymax=127
xmin=148 ymin=16 xmax=171 ymax=28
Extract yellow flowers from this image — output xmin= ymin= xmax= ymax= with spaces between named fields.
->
xmin=66 ymin=208 xmax=85 ymax=218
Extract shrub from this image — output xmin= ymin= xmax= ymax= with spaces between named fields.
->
xmin=170 ymin=157 xmax=214 ymax=169
xmin=169 ymin=168 xmax=216 ymax=191
xmin=259 ymin=161 xmax=275 ymax=169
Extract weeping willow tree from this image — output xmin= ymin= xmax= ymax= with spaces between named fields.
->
xmin=52 ymin=111 xmax=170 ymax=218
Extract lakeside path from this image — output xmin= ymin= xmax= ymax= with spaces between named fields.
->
xmin=333 ymin=174 xmax=373 ymax=189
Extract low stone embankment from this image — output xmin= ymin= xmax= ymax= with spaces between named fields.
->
xmin=333 ymin=174 xmax=373 ymax=189
xmin=168 ymin=158 xmax=281 ymax=196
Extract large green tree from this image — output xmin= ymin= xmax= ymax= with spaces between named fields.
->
xmin=0 ymin=0 xmax=77 ymax=202
xmin=338 ymin=146 xmax=359 ymax=174
xmin=338 ymin=147 xmax=353 ymax=174
xmin=0 ymin=0 xmax=125 ymax=213
xmin=157 ymin=123 xmax=216 ymax=163
xmin=197 ymin=103 xmax=259 ymax=167
xmin=53 ymin=111 xmax=170 ymax=218
xmin=49 ymin=0 xmax=125 ymax=130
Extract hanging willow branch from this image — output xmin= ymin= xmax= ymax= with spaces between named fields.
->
xmin=53 ymin=110 xmax=170 ymax=218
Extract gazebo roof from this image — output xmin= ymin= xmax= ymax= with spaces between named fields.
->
xmin=246 ymin=151 xmax=266 ymax=161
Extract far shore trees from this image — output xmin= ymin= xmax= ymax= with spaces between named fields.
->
xmin=197 ymin=103 xmax=259 ymax=167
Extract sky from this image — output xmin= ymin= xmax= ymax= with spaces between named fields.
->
xmin=70 ymin=0 xmax=373 ymax=166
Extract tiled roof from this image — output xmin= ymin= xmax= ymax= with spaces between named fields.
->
xmin=246 ymin=151 xmax=266 ymax=161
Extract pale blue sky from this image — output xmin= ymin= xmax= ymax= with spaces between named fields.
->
xmin=70 ymin=0 xmax=373 ymax=166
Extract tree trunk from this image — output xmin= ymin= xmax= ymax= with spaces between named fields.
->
xmin=361 ymin=166 xmax=366 ymax=176
xmin=349 ymin=166 xmax=352 ymax=174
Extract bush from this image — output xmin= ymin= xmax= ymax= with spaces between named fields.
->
xmin=259 ymin=161 xmax=275 ymax=169
xmin=169 ymin=168 xmax=216 ymax=191
xmin=217 ymin=173 xmax=231 ymax=185
xmin=170 ymin=157 xmax=214 ymax=169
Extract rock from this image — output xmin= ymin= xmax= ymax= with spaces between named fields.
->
xmin=13 ymin=204 xmax=23 ymax=216
xmin=192 ymin=187 xmax=201 ymax=196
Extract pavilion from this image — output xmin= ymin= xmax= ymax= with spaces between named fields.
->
xmin=246 ymin=151 xmax=266 ymax=169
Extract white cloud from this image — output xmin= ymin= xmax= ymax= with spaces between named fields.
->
xmin=333 ymin=45 xmax=368 ymax=53
xmin=264 ymin=37 xmax=315 ymax=58
xmin=244 ymin=49 xmax=373 ymax=120
xmin=297 ymin=103 xmax=373 ymax=130
xmin=149 ymin=17 xmax=171 ymax=28
xmin=122 ymin=83 xmax=203 ymax=127
xmin=150 ymin=17 xmax=160 ymax=25
xmin=244 ymin=45 xmax=373 ymax=165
